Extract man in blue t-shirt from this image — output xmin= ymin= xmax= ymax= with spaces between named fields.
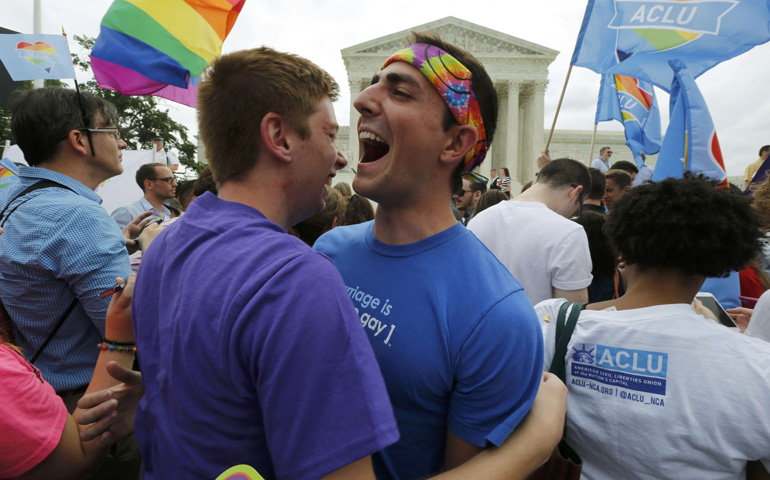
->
xmin=315 ymin=33 xmax=544 ymax=479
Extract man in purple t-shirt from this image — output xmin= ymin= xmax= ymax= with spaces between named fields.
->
xmin=132 ymin=48 xmax=399 ymax=479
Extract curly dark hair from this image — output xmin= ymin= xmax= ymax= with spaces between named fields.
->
xmin=605 ymin=175 xmax=762 ymax=277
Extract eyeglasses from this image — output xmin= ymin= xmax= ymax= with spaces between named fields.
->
xmin=152 ymin=176 xmax=177 ymax=185
xmin=455 ymin=189 xmax=472 ymax=196
xmin=79 ymin=127 xmax=122 ymax=140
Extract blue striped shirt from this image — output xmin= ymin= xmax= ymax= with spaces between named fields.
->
xmin=0 ymin=166 xmax=132 ymax=391
xmin=110 ymin=196 xmax=170 ymax=230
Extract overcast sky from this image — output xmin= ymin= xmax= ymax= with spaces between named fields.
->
xmin=3 ymin=0 xmax=769 ymax=176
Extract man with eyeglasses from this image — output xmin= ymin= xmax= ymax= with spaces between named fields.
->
xmin=110 ymin=162 xmax=178 ymax=229
xmin=591 ymin=146 xmax=613 ymax=173
xmin=0 ymin=87 xmax=144 ymax=478
xmin=469 ymin=158 xmax=593 ymax=305
xmin=453 ymin=172 xmax=487 ymax=225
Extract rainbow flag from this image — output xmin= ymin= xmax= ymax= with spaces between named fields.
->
xmin=90 ymin=0 xmax=246 ymax=107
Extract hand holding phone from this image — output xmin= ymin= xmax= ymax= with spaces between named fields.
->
xmin=695 ymin=292 xmax=739 ymax=329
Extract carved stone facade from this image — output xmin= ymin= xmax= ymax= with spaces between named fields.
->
xmin=333 ymin=17 xmax=658 ymax=192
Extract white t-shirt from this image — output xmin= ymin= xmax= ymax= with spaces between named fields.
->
xmin=536 ymin=299 xmax=770 ymax=479
xmin=747 ymin=290 xmax=770 ymax=343
xmin=468 ymin=201 xmax=592 ymax=305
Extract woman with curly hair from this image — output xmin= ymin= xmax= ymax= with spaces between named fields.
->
xmin=535 ymin=175 xmax=770 ymax=479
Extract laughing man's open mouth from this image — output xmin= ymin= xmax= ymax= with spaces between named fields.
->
xmin=359 ymin=131 xmax=390 ymax=164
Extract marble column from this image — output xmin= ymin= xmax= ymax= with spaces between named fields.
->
xmin=519 ymin=85 xmax=534 ymax=184
xmin=348 ymin=78 xmax=363 ymax=171
xmin=526 ymin=81 xmax=547 ymax=182
xmin=505 ymin=81 xmax=520 ymax=183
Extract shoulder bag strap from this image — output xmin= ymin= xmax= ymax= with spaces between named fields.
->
xmin=549 ymin=302 xmax=586 ymax=382
xmin=0 ymin=179 xmax=75 ymax=228
xmin=0 ymin=179 xmax=78 ymax=362
xmin=549 ymin=301 xmax=587 ymax=444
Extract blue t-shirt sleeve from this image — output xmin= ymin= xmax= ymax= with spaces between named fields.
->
xmin=239 ymin=252 xmax=398 ymax=479
xmin=448 ymin=291 xmax=544 ymax=447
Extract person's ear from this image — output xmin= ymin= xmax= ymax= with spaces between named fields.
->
xmin=260 ymin=112 xmax=292 ymax=163
xmin=439 ymin=124 xmax=478 ymax=167
xmin=66 ymin=129 xmax=90 ymax=156
xmin=571 ymin=184 xmax=584 ymax=201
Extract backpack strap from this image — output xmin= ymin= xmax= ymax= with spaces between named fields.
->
xmin=0 ymin=179 xmax=78 ymax=362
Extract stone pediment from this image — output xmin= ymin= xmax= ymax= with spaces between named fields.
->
xmin=342 ymin=17 xmax=559 ymax=59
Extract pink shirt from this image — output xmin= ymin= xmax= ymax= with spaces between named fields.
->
xmin=0 ymin=344 xmax=67 ymax=479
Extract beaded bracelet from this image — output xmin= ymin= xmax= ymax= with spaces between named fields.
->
xmin=97 ymin=343 xmax=137 ymax=353
xmin=102 ymin=337 xmax=136 ymax=346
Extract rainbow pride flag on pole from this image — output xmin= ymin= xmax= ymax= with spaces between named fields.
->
xmin=90 ymin=0 xmax=246 ymax=107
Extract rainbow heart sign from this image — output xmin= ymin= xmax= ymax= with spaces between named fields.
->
xmin=0 ymin=34 xmax=76 ymax=81
xmin=16 ymin=41 xmax=59 ymax=73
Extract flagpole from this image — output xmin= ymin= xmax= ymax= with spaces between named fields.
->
xmin=545 ymin=64 xmax=572 ymax=151
xmin=33 ymin=0 xmax=43 ymax=89
xmin=588 ymin=123 xmax=598 ymax=162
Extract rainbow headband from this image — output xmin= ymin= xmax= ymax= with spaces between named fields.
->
xmin=381 ymin=43 xmax=488 ymax=173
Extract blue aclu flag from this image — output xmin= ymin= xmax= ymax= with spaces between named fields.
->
xmin=0 ymin=34 xmax=76 ymax=81
xmin=595 ymin=73 xmax=662 ymax=167
xmin=652 ymin=59 xmax=727 ymax=183
xmin=571 ymin=0 xmax=770 ymax=91
xmin=595 ymin=73 xmax=623 ymax=123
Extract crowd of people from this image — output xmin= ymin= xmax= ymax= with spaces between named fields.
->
xmin=0 ymin=31 xmax=769 ymax=480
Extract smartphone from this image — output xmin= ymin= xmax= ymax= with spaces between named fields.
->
xmin=695 ymin=292 xmax=739 ymax=329
xmin=131 ymin=217 xmax=163 ymax=242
